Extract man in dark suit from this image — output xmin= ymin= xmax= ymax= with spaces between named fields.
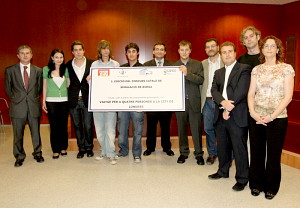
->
xmin=174 ymin=40 xmax=204 ymax=165
xmin=66 ymin=41 xmax=94 ymax=159
xmin=5 ymin=45 xmax=44 ymax=167
xmin=143 ymin=42 xmax=174 ymax=157
xmin=208 ymin=41 xmax=251 ymax=192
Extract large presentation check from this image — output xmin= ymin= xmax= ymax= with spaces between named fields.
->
xmin=88 ymin=66 xmax=185 ymax=111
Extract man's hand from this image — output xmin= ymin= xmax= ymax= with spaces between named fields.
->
xmin=179 ymin=65 xmax=187 ymax=76
xmin=220 ymin=100 xmax=235 ymax=111
xmin=223 ymin=110 xmax=230 ymax=120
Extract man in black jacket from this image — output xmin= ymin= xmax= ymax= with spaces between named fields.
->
xmin=143 ymin=42 xmax=174 ymax=157
xmin=66 ymin=41 xmax=94 ymax=159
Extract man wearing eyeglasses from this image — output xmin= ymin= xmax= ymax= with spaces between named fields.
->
xmin=238 ymin=26 xmax=261 ymax=69
xmin=201 ymin=38 xmax=224 ymax=165
xmin=143 ymin=42 xmax=174 ymax=157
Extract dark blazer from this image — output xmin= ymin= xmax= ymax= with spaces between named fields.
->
xmin=173 ymin=59 xmax=204 ymax=112
xmin=211 ymin=62 xmax=251 ymax=127
xmin=5 ymin=64 xmax=42 ymax=118
xmin=66 ymin=58 xmax=94 ymax=108
xmin=143 ymin=59 xmax=173 ymax=66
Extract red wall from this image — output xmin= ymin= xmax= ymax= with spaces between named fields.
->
xmin=0 ymin=1 xmax=299 ymax=153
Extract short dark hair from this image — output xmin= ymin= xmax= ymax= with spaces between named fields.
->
xmin=259 ymin=35 xmax=284 ymax=64
xmin=97 ymin=40 xmax=113 ymax=60
xmin=178 ymin=40 xmax=192 ymax=49
xmin=220 ymin=41 xmax=236 ymax=52
xmin=153 ymin=41 xmax=166 ymax=51
xmin=205 ymin=38 xmax=218 ymax=46
xmin=125 ymin=42 xmax=139 ymax=53
xmin=17 ymin=45 xmax=32 ymax=53
xmin=71 ymin=40 xmax=84 ymax=51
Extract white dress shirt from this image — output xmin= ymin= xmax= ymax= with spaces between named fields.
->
xmin=72 ymin=57 xmax=86 ymax=96
xmin=222 ymin=60 xmax=236 ymax=100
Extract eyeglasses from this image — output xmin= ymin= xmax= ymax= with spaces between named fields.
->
xmin=206 ymin=44 xmax=217 ymax=49
xmin=264 ymin=44 xmax=277 ymax=49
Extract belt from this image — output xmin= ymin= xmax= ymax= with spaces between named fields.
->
xmin=206 ymin=97 xmax=213 ymax=100
xmin=78 ymin=96 xmax=83 ymax=100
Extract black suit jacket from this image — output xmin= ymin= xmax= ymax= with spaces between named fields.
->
xmin=66 ymin=58 xmax=94 ymax=108
xmin=143 ymin=59 xmax=173 ymax=66
xmin=211 ymin=62 xmax=251 ymax=127
xmin=173 ymin=59 xmax=204 ymax=112
xmin=5 ymin=64 xmax=42 ymax=118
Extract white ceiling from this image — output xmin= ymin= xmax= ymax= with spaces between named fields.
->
xmin=143 ymin=0 xmax=299 ymax=5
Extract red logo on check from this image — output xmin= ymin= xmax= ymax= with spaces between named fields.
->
xmin=98 ymin=69 xmax=110 ymax=77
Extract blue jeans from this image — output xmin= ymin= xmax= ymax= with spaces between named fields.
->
xmin=117 ymin=112 xmax=144 ymax=157
xmin=69 ymin=100 xmax=94 ymax=152
xmin=202 ymin=98 xmax=217 ymax=157
xmin=93 ymin=112 xmax=116 ymax=158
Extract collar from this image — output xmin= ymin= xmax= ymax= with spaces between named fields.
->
xmin=225 ymin=60 xmax=237 ymax=70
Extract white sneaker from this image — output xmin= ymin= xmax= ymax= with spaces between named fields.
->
xmin=95 ymin=154 xmax=104 ymax=161
xmin=109 ymin=157 xmax=117 ymax=165
xmin=115 ymin=153 xmax=124 ymax=160
xmin=134 ymin=157 xmax=141 ymax=163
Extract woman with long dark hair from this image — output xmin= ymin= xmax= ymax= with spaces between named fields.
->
xmin=42 ymin=49 xmax=70 ymax=159
xmin=248 ymin=36 xmax=294 ymax=199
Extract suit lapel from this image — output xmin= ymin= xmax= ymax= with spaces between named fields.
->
xmin=27 ymin=65 xmax=36 ymax=91
xmin=203 ymin=60 xmax=209 ymax=82
xmin=220 ymin=67 xmax=226 ymax=92
xmin=227 ymin=62 xmax=239 ymax=86
xmin=83 ymin=58 xmax=91 ymax=80
xmin=15 ymin=64 xmax=26 ymax=90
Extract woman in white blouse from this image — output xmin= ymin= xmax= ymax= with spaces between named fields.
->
xmin=247 ymin=36 xmax=294 ymax=199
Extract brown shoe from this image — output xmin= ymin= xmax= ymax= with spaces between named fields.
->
xmin=206 ymin=155 xmax=217 ymax=165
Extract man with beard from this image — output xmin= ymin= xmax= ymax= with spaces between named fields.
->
xmin=237 ymin=26 xmax=261 ymax=69
xmin=201 ymin=38 xmax=224 ymax=165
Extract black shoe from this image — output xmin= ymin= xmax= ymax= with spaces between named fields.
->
xmin=196 ymin=156 xmax=204 ymax=165
xmin=177 ymin=155 xmax=188 ymax=164
xmin=208 ymin=172 xmax=228 ymax=180
xmin=206 ymin=155 xmax=217 ymax=165
xmin=143 ymin=149 xmax=153 ymax=156
xmin=34 ymin=155 xmax=45 ymax=163
xmin=60 ymin=151 xmax=67 ymax=156
xmin=164 ymin=149 xmax=174 ymax=156
xmin=14 ymin=159 xmax=24 ymax=167
xmin=52 ymin=155 xmax=59 ymax=159
xmin=232 ymin=182 xmax=247 ymax=191
xmin=265 ymin=192 xmax=276 ymax=200
xmin=86 ymin=150 xmax=94 ymax=157
xmin=77 ymin=151 xmax=85 ymax=159
xmin=251 ymin=189 xmax=261 ymax=196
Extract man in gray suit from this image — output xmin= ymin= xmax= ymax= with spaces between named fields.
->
xmin=201 ymin=38 xmax=224 ymax=165
xmin=174 ymin=40 xmax=204 ymax=165
xmin=5 ymin=45 xmax=44 ymax=167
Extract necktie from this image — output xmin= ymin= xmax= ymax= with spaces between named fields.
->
xmin=157 ymin=61 xmax=161 ymax=66
xmin=24 ymin=66 xmax=29 ymax=90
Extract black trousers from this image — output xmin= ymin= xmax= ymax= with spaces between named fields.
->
xmin=146 ymin=112 xmax=172 ymax=151
xmin=249 ymin=117 xmax=288 ymax=194
xmin=46 ymin=101 xmax=69 ymax=153
xmin=215 ymin=115 xmax=249 ymax=184
xmin=175 ymin=100 xmax=203 ymax=157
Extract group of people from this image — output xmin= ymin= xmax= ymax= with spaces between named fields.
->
xmin=4 ymin=25 xmax=294 ymax=200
